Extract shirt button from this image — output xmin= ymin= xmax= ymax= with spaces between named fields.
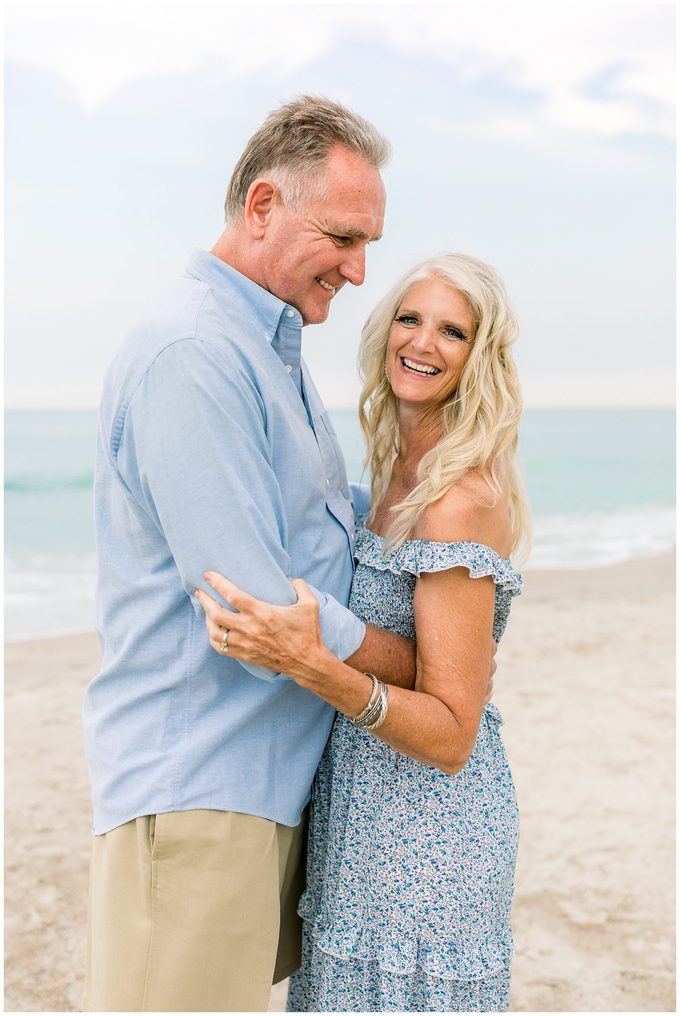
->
xmin=326 ymin=479 xmax=330 ymax=486
xmin=285 ymin=364 xmax=293 ymax=374
xmin=286 ymin=309 xmax=295 ymax=318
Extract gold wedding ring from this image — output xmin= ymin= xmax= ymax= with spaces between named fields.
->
xmin=219 ymin=629 xmax=230 ymax=656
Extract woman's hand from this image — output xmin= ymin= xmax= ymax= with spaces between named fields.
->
xmin=195 ymin=572 xmax=330 ymax=683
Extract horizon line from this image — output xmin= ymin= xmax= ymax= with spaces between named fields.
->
xmin=5 ymin=403 xmax=676 ymax=413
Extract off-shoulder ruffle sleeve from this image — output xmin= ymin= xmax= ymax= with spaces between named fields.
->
xmin=354 ymin=524 xmax=523 ymax=597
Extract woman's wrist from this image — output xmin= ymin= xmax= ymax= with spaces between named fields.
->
xmin=294 ymin=654 xmax=378 ymax=721
xmin=291 ymin=645 xmax=344 ymax=689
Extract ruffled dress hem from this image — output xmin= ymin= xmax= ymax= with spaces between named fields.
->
xmin=296 ymin=908 xmax=514 ymax=982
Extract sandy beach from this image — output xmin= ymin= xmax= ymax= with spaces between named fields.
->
xmin=4 ymin=553 xmax=675 ymax=1012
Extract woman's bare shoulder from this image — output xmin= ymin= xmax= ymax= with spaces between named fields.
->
xmin=413 ymin=470 xmax=513 ymax=557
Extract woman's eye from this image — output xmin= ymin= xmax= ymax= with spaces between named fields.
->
xmin=395 ymin=314 xmax=418 ymax=326
xmin=443 ymin=326 xmax=467 ymax=341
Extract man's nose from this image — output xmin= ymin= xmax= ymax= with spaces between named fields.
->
xmin=339 ymin=247 xmax=366 ymax=287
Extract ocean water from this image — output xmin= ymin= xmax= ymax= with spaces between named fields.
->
xmin=5 ymin=408 xmax=675 ymax=640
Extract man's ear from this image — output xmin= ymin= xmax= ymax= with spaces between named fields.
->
xmin=243 ymin=179 xmax=279 ymax=239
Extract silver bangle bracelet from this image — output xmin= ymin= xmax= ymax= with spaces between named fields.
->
xmin=351 ymin=674 xmax=381 ymax=726
xmin=352 ymin=675 xmax=389 ymax=730
xmin=364 ymin=683 xmax=389 ymax=730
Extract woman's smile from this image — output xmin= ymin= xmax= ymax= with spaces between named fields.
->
xmin=399 ymin=355 xmax=442 ymax=377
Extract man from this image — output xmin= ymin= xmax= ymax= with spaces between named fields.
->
xmin=83 ymin=96 xmax=422 ymax=1012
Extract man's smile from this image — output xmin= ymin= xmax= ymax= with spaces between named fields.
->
xmin=315 ymin=276 xmax=336 ymax=295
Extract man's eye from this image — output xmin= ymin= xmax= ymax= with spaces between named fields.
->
xmin=331 ymin=235 xmax=352 ymax=246
xmin=395 ymin=314 xmax=418 ymax=325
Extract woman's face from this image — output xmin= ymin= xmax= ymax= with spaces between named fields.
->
xmin=385 ymin=277 xmax=475 ymax=410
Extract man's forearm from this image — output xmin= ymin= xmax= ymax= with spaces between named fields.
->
xmin=345 ymin=625 xmax=417 ymax=689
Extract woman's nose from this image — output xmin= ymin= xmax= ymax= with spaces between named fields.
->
xmin=409 ymin=326 xmax=436 ymax=352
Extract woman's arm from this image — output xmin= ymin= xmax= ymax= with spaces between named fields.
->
xmin=304 ymin=565 xmax=496 ymax=775
xmin=196 ymin=561 xmax=495 ymax=775
xmin=344 ymin=625 xmax=417 ymax=689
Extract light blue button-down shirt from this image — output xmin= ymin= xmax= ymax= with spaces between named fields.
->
xmin=84 ymin=250 xmax=368 ymax=834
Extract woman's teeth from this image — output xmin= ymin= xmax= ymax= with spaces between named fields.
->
xmin=315 ymin=277 xmax=335 ymax=294
xmin=401 ymin=357 xmax=441 ymax=376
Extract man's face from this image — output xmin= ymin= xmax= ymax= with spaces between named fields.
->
xmin=259 ymin=146 xmax=386 ymax=325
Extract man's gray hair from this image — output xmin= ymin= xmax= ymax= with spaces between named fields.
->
xmin=224 ymin=95 xmax=390 ymax=223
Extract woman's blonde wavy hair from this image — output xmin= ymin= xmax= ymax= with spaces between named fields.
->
xmin=358 ymin=253 xmax=531 ymax=561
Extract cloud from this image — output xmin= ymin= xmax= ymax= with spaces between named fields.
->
xmin=377 ymin=4 xmax=675 ymax=139
xmin=4 ymin=2 xmax=675 ymax=137
xmin=4 ymin=3 xmax=331 ymax=108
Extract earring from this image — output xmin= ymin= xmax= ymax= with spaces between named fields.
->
xmin=384 ymin=362 xmax=390 ymax=384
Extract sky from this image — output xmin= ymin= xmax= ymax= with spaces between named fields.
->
xmin=4 ymin=0 xmax=676 ymax=409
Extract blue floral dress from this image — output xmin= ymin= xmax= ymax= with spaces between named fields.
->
xmin=287 ymin=523 xmax=523 ymax=1013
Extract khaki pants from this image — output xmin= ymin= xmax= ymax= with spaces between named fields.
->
xmin=82 ymin=809 xmax=307 ymax=1012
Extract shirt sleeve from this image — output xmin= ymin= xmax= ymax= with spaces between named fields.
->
xmin=115 ymin=337 xmax=365 ymax=682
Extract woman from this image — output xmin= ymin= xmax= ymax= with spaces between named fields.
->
xmin=197 ymin=253 xmax=530 ymax=1012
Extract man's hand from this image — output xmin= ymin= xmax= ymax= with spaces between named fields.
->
xmin=485 ymin=638 xmax=498 ymax=704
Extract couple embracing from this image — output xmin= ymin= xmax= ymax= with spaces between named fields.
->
xmin=83 ymin=95 xmax=529 ymax=1013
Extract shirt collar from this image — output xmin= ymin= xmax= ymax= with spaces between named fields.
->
xmin=184 ymin=248 xmax=303 ymax=342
